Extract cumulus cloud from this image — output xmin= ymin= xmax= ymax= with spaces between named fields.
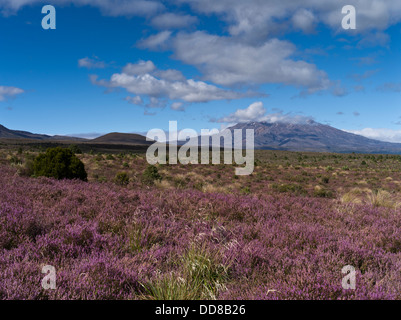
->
xmin=91 ymin=60 xmax=246 ymax=107
xmin=0 ymin=86 xmax=24 ymax=101
xmin=177 ymin=0 xmax=401 ymax=37
xmin=78 ymin=57 xmax=106 ymax=69
xmin=137 ymin=31 xmax=172 ymax=50
xmin=0 ymin=0 xmax=164 ymax=17
xmin=151 ymin=12 xmax=198 ymax=29
xmin=292 ymin=9 xmax=317 ymax=33
xmin=215 ymin=102 xmax=266 ymax=123
xmin=154 ymin=69 xmax=186 ymax=82
xmin=347 ymin=128 xmax=401 ymax=143
xmin=122 ymin=60 xmax=156 ymax=75
xmin=212 ymin=101 xmax=313 ymax=124
xmin=170 ymin=31 xmax=331 ymax=93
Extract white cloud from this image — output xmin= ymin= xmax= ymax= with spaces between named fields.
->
xmin=212 ymin=101 xmax=313 ymax=124
xmin=0 ymin=0 xmax=164 ymax=17
xmin=78 ymin=57 xmax=106 ymax=69
xmin=151 ymin=12 xmax=198 ymax=29
xmin=125 ymin=96 xmax=143 ymax=105
xmin=122 ymin=60 xmax=156 ymax=75
xmin=171 ymin=31 xmax=332 ymax=93
xmin=5 ymin=0 xmax=401 ymax=34
xmin=137 ymin=31 xmax=172 ymax=50
xmin=154 ymin=69 xmax=186 ymax=81
xmin=177 ymin=0 xmax=401 ymax=37
xmin=91 ymin=61 xmax=245 ymax=105
xmin=0 ymin=85 xmax=24 ymax=101
xmin=292 ymin=9 xmax=316 ymax=33
xmin=215 ymin=102 xmax=266 ymax=123
xmin=347 ymin=128 xmax=401 ymax=143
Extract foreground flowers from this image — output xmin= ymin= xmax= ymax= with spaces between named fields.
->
xmin=0 ymin=165 xmax=400 ymax=300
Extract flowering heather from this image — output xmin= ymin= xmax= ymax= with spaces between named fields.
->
xmin=0 ymin=162 xmax=401 ymax=300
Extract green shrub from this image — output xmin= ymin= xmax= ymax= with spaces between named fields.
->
xmin=142 ymin=165 xmax=162 ymax=185
xmin=321 ymin=176 xmax=330 ymax=184
xmin=19 ymin=159 xmax=35 ymax=177
xmin=240 ymin=186 xmax=251 ymax=195
xmin=272 ymin=183 xmax=306 ymax=195
xmin=33 ymin=147 xmax=87 ymax=181
xmin=9 ymin=155 xmax=22 ymax=165
xmin=314 ymin=188 xmax=334 ymax=198
xmin=114 ymin=172 xmax=130 ymax=186
xmin=69 ymin=144 xmax=82 ymax=154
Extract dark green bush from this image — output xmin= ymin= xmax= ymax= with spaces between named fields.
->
xmin=33 ymin=147 xmax=87 ymax=181
xmin=321 ymin=176 xmax=330 ymax=184
xmin=241 ymin=186 xmax=251 ymax=195
xmin=114 ymin=172 xmax=130 ymax=186
xmin=142 ymin=165 xmax=162 ymax=185
xmin=314 ymin=188 xmax=334 ymax=198
xmin=69 ymin=144 xmax=82 ymax=154
xmin=272 ymin=183 xmax=306 ymax=195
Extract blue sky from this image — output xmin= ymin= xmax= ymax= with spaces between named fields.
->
xmin=0 ymin=0 xmax=400 ymax=142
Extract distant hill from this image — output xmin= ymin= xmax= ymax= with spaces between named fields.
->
xmin=3 ymin=122 xmax=401 ymax=154
xmin=91 ymin=132 xmax=153 ymax=145
xmin=218 ymin=121 xmax=401 ymax=154
xmin=0 ymin=124 xmax=84 ymax=141
xmin=0 ymin=124 xmax=152 ymax=146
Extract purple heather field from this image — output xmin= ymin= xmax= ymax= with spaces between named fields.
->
xmin=1 ymin=149 xmax=401 ymax=300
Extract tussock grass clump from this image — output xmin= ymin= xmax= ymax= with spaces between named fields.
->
xmin=341 ymin=188 xmax=365 ymax=205
xmin=341 ymin=188 xmax=398 ymax=208
xmin=367 ymin=189 xmax=393 ymax=208
xmin=140 ymin=244 xmax=231 ymax=300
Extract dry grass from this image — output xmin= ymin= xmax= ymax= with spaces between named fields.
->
xmin=154 ymin=179 xmax=173 ymax=190
xmin=202 ymin=183 xmax=230 ymax=194
xmin=341 ymin=187 xmax=399 ymax=209
xmin=366 ymin=189 xmax=394 ymax=208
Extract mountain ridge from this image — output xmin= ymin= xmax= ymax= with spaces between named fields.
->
xmin=0 ymin=124 xmax=86 ymax=141
xmin=223 ymin=121 xmax=401 ymax=154
xmin=2 ymin=122 xmax=401 ymax=154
